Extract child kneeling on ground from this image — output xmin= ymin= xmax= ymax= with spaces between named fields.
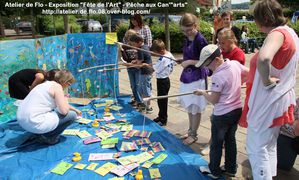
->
xmin=194 ymin=44 xmax=248 ymax=179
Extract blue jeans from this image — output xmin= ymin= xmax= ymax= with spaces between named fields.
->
xmin=43 ymin=110 xmax=77 ymax=138
xmin=127 ymin=68 xmax=142 ymax=103
xmin=139 ymin=74 xmax=152 ymax=97
xmin=209 ymin=108 xmax=242 ymax=176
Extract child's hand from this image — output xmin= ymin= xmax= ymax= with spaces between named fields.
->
xmin=142 ymin=63 xmax=148 ymax=67
xmin=181 ymin=60 xmax=191 ymax=68
xmin=131 ymin=60 xmax=138 ymax=64
xmin=193 ymin=89 xmax=204 ymax=96
xmin=176 ymin=59 xmax=183 ymax=64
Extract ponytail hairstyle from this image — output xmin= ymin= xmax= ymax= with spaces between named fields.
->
xmin=253 ymin=0 xmax=287 ymax=27
xmin=52 ymin=69 xmax=75 ymax=85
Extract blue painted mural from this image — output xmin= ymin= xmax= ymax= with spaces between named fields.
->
xmin=0 ymin=39 xmax=37 ymax=123
xmin=36 ymin=35 xmax=67 ymax=70
xmin=67 ymin=33 xmax=119 ymax=98
xmin=0 ymin=33 xmax=118 ymax=124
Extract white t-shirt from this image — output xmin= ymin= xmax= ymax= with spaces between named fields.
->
xmin=211 ymin=59 xmax=247 ymax=116
xmin=153 ymin=51 xmax=176 ymax=79
xmin=17 ymin=81 xmax=59 ymax=134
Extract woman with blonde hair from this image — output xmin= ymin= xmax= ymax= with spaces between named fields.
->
xmin=17 ymin=69 xmax=81 ymax=145
xmin=177 ymin=13 xmax=209 ymax=145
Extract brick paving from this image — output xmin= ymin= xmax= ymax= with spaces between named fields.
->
xmin=118 ymin=53 xmax=299 ymax=179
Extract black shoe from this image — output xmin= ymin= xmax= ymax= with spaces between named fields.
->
xmin=157 ymin=121 xmax=167 ymax=126
xmin=153 ymin=117 xmax=160 ymax=123
xmin=129 ymin=100 xmax=136 ymax=105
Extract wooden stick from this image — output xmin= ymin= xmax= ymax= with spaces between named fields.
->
xmin=97 ymin=67 xmax=128 ymax=72
xmin=143 ymin=92 xmax=196 ymax=101
xmin=116 ymin=42 xmax=180 ymax=62
xmin=143 ymin=86 xmax=247 ymax=101
xmin=78 ymin=63 xmax=124 ymax=72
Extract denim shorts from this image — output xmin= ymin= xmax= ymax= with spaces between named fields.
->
xmin=139 ymin=74 xmax=152 ymax=97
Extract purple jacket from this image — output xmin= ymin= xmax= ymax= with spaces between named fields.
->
xmin=180 ymin=32 xmax=209 ymax=83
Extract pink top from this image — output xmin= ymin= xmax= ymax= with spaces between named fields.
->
xmin=211 ymin=59 xmax=248 ymax=116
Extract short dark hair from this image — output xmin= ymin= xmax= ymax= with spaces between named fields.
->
xmin=253 ymin=0 xmax=286 ymax=27
xmin=129 ymin=33 xmax=144 ymax=43
xmin=221 ymin=11 xmax=233 ymax=20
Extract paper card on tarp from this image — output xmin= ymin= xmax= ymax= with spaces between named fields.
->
xmin=119 ymin=141 xmax=138 ymax=152
xmin=62 ymin=129 xmax=80 ymax=136
xmin=76 ymin=130 xmax=92 ymax=139
xmin=86 ymin=163 xmax=98 ymax=170
xmin=101 ymin=137 xmax=119 ymax=145
xmin=110 ymin=163 xmax=139 ymax=177
xmin=110 ymin=105 xmax=123 ymax=111
xmin=149 ymin=168 xmax=161 ymax=179
xmin=96 ymin=130 xmax=112 ymax=139
xmin=94 ymin=162 xmax=117 ymax=176
xmin=135 ymin=152 xmax=154 ymax=164
xmin=51 ymin=161 xmax=73 ymax=175
xmin=117 ymin=155 xmax=137 ymax=166
xmin=88 ymin=153 xmax=115 ymax=161
xmin=151 ymin=153 xmax=167 ymax=164
xmin=142 ymin=161 xmax=153 ymax=169
xmin=76 ymin=118 xmax=92 ymax=124
xmin=74 ymin=163 xmax=87 ymax=170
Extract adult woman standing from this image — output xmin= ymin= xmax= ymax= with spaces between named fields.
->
xmin=177 ymin=13 xmax=209 ymax=145
xmin=239 ymin=0 xmax=299 ymax=179
xmin=129 ymin=14 xmax=152 ymax=47
xmin=17 ymin=70 xmax=81 ymax=145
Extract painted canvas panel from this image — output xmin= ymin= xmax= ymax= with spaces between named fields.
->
xmin=36 ymin=35 xmax=67 ymax=70
xmin=0 ymin=40 xmax=36 ymax=123
xmin=67 ymin=33 xmax=118 ymax=98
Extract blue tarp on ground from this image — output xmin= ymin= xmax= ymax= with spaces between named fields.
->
xmin=0 ymin=96 xmax=214 ymax=180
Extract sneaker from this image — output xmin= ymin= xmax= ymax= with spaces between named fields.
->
xmin=199 ymin=166 xmax=220 ymax=179
xmin=137 ymin=103 xmax=146 ymax=111
xmin=220 ymin=165 xmax=236 ymax=177
xmin=200 ymin=144 xmax=210 ymax=155
xmin=157 ymin=121 xmax=166 ymax=126
xmin=131 ymin=101 xmax=138 ymax=108
xmin=146 ymin=107 xmax=153 ymax=114
xmin=129 ymin=100 xmax=136 ymax=105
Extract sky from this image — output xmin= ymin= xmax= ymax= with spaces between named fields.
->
xmin=231 ymin=0 xmax=250 ymax=4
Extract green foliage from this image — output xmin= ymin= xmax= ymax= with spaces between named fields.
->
xmin=39 ymin=15 xmax=81 ymax=35
xmin=116 ymin=21 xmax=129 ymax=42
xmin=235 ymin=22 xmax=266 ymax=46
xmin=232 ymin=10 xmax=254 ymax=20
xmin=117 ymin=19 xmax=213 ymax=53
xmin=289 ymin=22 xmax=299 ymax=36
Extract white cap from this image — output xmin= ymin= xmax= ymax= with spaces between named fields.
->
xmin=195 ymin=44 xmax=221 ymax=67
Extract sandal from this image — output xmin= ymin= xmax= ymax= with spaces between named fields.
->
xmin=183 ymin=136 xmax=198 ymax=145
xmin=179 ymin=133 xmax=189 ymax=139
